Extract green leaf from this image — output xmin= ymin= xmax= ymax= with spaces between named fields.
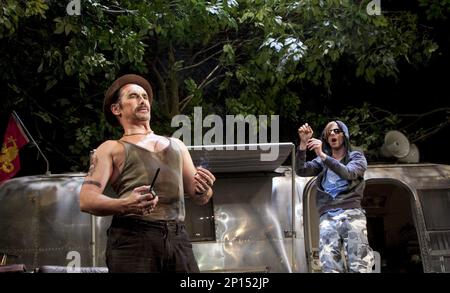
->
xmin=45 ymin=79 xmax=57 ymax=91
xmin=35 ymin=111 xmax=52 ymax=123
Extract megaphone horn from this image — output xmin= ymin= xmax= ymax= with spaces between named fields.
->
xmin=398 ymin=143 xmax=420 ymax=163
xmin=380 ymin=130 xmax=410 ymax=158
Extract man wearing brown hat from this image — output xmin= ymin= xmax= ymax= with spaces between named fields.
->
xmin=80 ymin=74 xmax=215 ymax=272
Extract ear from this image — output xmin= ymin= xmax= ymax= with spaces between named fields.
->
xmin=110 ymin=103 xmax=122 ymax=117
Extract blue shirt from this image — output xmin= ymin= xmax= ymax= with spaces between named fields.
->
xmin=322 ymin=168 xmax=348 ymax=198
xmin=322 ymin=168 xmax=348 ymax=216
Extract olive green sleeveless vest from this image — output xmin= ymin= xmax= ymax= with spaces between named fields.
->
xmin=112 ymin=138 xmax=185 ymax=221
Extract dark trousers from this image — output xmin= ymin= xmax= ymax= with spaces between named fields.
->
xmin=106 ymin=217 xmax=200 ymax=273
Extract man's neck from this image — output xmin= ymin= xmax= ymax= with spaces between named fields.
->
xmin=331 ymin=147 xmax=346 ymax=161
xmin=122 ymin=122 xmax=151 ymax=134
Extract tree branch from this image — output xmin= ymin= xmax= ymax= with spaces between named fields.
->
xmin=157 ymin=58 xmax=168 ymax=76
xmin=190 ymin=41 xmax=227 ymax=63
xmin=179 ymin=94 xmax=193 ymax=113
xmin=198 ymin=65 xmax=220 ymax=89
xmin=398 ymin=107 xmax=450 ymax=118
xmin=152 ymin=61 xmax=169 ymax=114
xmin=180 ymin=50 xmax=222 ymax=71
xmin=399 ymin=107 xmax=449 ymax=131
xmin=200 ymin=74 xmax=226 ymax=90
xmin=409 ymin=121 xmax=449 ymax=143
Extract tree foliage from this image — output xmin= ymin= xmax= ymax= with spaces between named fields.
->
xmin=0 ymin=0 xmax=447 ymax=171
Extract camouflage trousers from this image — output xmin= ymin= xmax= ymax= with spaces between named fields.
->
xmin=319 ymin=208 xmax=374 ymax=273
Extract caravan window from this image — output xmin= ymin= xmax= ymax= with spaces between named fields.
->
xmin=418 ymin=189 xmax=450 ymax=231
xmin=184 ymin=197 xmax=216 ymax=242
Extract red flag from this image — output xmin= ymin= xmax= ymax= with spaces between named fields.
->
xmin=0 ymin=114 xmax=30 ymax=183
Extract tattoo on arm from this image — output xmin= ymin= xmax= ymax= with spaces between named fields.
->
xmin=83 ymin=180 xmax=102 ymax=188
xmin=87 ymin=150 xmax=98 ymax=176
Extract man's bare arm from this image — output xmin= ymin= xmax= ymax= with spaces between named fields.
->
xmin=79 ymin=141 xmax=124 ymax=216
xmin=82 ymin=180 xmax=102 ymax=188
xmin=80 ymin=141 xmax=159 ymax=216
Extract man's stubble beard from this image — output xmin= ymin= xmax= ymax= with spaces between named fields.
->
xmin=134 ymin=111 xmax=151 ymax=122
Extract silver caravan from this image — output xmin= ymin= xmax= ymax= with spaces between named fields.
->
xmin=0 ymin=143 xmax=449 ymax=273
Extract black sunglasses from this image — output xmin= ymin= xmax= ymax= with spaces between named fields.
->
xmin=328 ymin=128 xmax=342 ymax=135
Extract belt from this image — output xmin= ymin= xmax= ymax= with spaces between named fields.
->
xmin=111 ymin=216 xmax=185 ymax=232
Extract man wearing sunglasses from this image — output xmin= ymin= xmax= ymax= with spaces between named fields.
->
xmin=296 ymin=121 xmax=374 ymax=273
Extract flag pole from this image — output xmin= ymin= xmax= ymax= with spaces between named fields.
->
xmin=12 ymin=111 xmax=51 ymax=175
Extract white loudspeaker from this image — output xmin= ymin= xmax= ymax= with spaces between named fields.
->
xmin=398 ymin=143 xmax=420 ymax=163
xmin=380 ymin=130 xmax=410 ymax=158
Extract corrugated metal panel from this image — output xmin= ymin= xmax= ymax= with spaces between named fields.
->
xmin=0 ymin=174 xmax=92 ymax=269
xmin=188 ymin=143 xmax=293 ymax=173
xmin=429 ymin=256 xmax=450 ymax=272
xmin=429 ymin=231 xmax=450 ymax=253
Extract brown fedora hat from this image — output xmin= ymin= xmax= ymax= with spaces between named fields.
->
xmin=103 ymin=74 xmax=153 ymax=126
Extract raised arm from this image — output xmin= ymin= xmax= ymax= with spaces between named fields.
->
xmin=295 ymin=123 xmax=323 ymax=177
xmin=79 ymin=140 xmax=156 ymax=216
xmin=323 ymin=151 xmax=367 ymax=180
